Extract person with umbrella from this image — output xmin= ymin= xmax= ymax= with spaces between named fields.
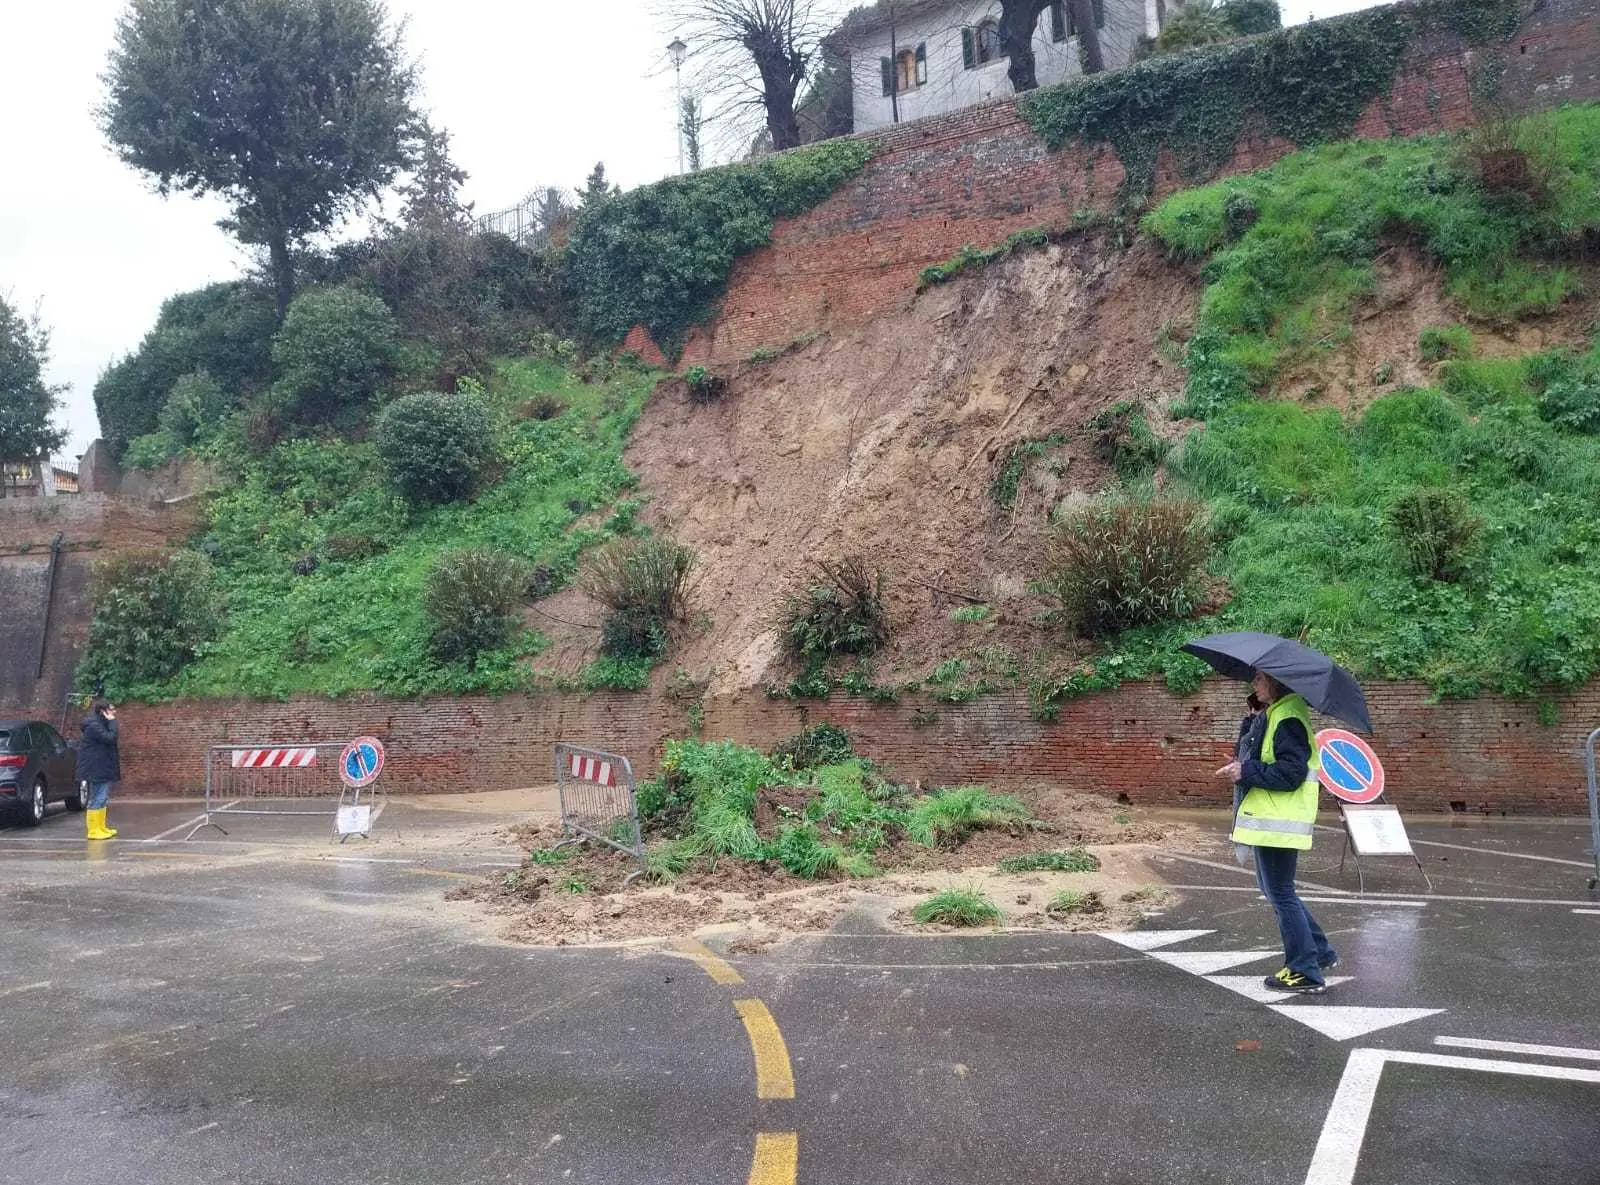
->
xmin=1183 ymin=633 xmax=1371 ymax=995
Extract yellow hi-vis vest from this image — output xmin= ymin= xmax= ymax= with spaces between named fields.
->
xmin=1230 ymin=693 xmax=1321 ymax=850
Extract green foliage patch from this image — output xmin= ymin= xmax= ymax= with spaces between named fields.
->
xmin=996 ymin=849 xmax=1101 ymax=873
xmin=564 ymin=140 xmax=873 ymax=355
xmin=1020 ymin=0 xmax=1523 ymax=210
xmin=917 ymin=228 xmax=1050 ymax=290
xmin=375 ymin=388 xmax=495 ymax=506
xmin=912 ymin=888 xmax=1002 ymax=927
xmin=80 ymin=551 xmax=223 ymax=693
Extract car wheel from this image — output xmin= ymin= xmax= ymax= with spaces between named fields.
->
xmin=24 ymin=778 xmax=46 ymax=827
xmin=68 ymin=782 xmax=88 ymax=812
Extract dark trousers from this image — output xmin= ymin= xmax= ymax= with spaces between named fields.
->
xmin=1254 ymin=845 xmax=1336 ymax=981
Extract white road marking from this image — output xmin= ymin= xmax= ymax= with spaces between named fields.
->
xmin=1298 ymin=896 xmax=1426 ymax=907
xmin=146 ymin=813 xmax=210 ymax=842
xmin=1269 ymin=1005 xmax=1444 ymax=1042
xmin=1168 ymin=883 xmax=1600 ymax=908
xmin=1433 ymin=1036 xmax=1600 ymax=1062
xmin=1408 ymin=837 xmax=1594 ymax=868
xmin=1095 ymin=929 xmax=1215 ymax=951
xmin=1206 ymin=974 xmax=1353 ymax=1003
xmin=1574 ymin=908 xmax=1600 ymax=915
xmin=1153 ymin=851 xmax=1342 ymax=892
xmin=0 ymin=981 xmax=51 ymax=999
xmin=1305 ymin=1048 xmax=1600 ymax=1185
xmin=1149 ymin=949 xmax=1280 ymax=975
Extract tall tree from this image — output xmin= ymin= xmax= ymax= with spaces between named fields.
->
xmin=1000 ymin=0 xmax=1103 ymax=91
xmin=397 ymin=121 xmax=472 ymax=231
xmin=98 ymin=0 xmax=421 ymax=316
xmin=0 ymin=295 xmax=68 ymax=494
xmin=680 ymin=94 xmax=706 ymax=171
xmin=662 ymin=0 xmax=834 ymax=153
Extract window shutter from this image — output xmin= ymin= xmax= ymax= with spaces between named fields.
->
xmin=962 ymin=26 xmax=975 ymax=69
xmin=1050 ymin=2 xmax=1067 ymax=40
xmin=881 ymin=55 xmax=894 ymax=96
xmin=915 ymin=42 xmax=927 ymax=85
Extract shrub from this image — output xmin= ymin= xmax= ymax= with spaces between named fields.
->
xmin=1536 ymin=354 xmax=1600 ymax=434
xmin=579 ymin=535 xmax=696 ymax=661
xmin=375 ymin=390 xmax=495 ymax=507
xmin=1386 ymin=488 xmax=1482 ymax=582
xmin=1035 ymin=498 xmax=1210 ymax=635
xmin=1455 ymin=113 xmax=1564 ymax=213
xmin=157 ymin=369 xmax=232 ymax=447
xmin=1088 ymin=401 xmax=1170 ymax=480
xmin=423 ymin=548 xmax=528 ymax=665
xmin=682 ymin=365 xmax=727 ymax=404
xmin=81 ymin=551 xmax=223 ymax=692
xmin=771 ymin=723 xmax=854 ymax=769
xmin=912 ymin=888 xmax=1001 ymax=927
xmin=269 ymin=286 xmax=400 ymax=425
xmin=780 ymin=556 xmax=889 ymax=662
xmin=1419 ymin=325 xmax=1473 ymax=363
xmin=1046 ymin=889 xmax=1104 ymax=916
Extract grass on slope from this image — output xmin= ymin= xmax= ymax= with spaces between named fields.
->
xmin=140 ymin=358 xmax=656 ymax=700
xmin=1035 ymin=106 xmax=1600 ymax=712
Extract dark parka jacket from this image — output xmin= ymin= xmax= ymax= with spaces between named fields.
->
xmin=78 ymin=713 xmax=121 ymax=783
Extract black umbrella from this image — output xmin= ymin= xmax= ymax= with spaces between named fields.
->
xmin=1181 ymin=631 xmax=1373 ymax=734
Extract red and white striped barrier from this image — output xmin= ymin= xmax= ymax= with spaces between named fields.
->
xmin=568 ymin=753 xmax=616 ymax=786
xmin=231 ymin=747 xmax=318 ymax=769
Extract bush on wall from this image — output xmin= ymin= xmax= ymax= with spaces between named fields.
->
xmin=563 ymin=140 xmax=873 ymax=356
xmin=80 ymin=551 xmax=224 ymax=694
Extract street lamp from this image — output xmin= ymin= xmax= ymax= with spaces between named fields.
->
xmin=668 ymin=37 xmax=687 ymax=174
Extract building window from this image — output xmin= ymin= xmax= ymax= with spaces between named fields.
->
xmin=1050 ymin=0 xmax=1106 ymax=38
xmin=963 ymin=17 xmax=1003 ymax=68
xmin=883 ymin=42 xmax=928 ymax=94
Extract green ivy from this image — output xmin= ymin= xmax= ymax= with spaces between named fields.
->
xmin=917 ymin=228 xmax=1049 ymax=290
xmin=564 ymin=140 xmax=874 ymax=356
xmin=1018 ymin=0 xmax=1524 ymax=208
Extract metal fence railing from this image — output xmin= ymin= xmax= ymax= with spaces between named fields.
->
xmin=185 ymin=742 xmax=380 ymax=842
xmin=1585 ymin=726 xmax=1599 ymax=891
xmin=554 ymin=742 xmax=644 ymax=882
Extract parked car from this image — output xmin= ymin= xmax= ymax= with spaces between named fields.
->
xmin=0 ymin=720 xmax=85 ymax=826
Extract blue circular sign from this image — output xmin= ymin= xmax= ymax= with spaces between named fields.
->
xmin=339 ymin=736 xmax=385 ymax=789
xmin=1314 ymin=729 xmax=1384 ymax=804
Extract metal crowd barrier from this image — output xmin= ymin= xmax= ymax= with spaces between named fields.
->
xmin=553 ymin=742 xmax=645 ymax=882
xmin=185 ymin=742 xmax=378 ymax=842
xmin=1585 ymin=726 xmax=1599 ymax=891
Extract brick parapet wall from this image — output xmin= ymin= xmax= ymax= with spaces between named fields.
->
xmin=644 ymin=0 xmax=1598 ymax=367
xmin=45 ymin=679 xmax=1597 ymax=816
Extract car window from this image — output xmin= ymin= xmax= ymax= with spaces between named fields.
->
xmin=0 ymin=730 xmax=12 ymax=751
xmin=17 ymin=726 xmax=36 ymax=751
xmin=39 ymin=723 xmax=62 ymax=748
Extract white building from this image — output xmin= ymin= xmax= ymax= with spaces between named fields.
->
xmin=829 ymin=0 xmax=1160 ymax=133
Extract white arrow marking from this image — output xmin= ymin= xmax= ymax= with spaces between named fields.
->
xmin=1149 ymin=949 xmax=1280 ymax=975
xmin=1269 ymin=1005 xmax=1443 ymax=1042
xmin=1206 ymin=974 xmax=1353 ymax=1003
xmin=1096 ymin=929 xmax=1215 ymax=951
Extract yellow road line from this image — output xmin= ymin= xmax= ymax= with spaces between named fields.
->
xmin=674 ymin=938 xmax=744 ymax=985
xmin=747 ymin=1132 xmax=798 ymax=1185
xmin=734 ymin=999 xmax=795 ymax=1099
xmin=405 ymin=868 xmax=480 ymax=881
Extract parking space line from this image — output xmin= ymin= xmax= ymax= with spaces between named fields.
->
xmin=1408 ymin=838 xmax=1594 ymax=868
xmin=406 ymin=868 xmax=479 ymax=881
xmin=734 ymin=999 xmax=795 ymax=1100
xmin=0 ymin=981 xmax=51 ymax=999
xmin=1169 ymin=883 xmax=1600 ymax=907
xmin=746 ymin=1132 xmax=797 ymax=1185
xmin=1433 ymin=1036 xmax=1600 ymax=1062
xmin=1305 ymin=1048 xmax=1600 ymax=1185
xmin=145 ymin=813 xmax=210 ymax=842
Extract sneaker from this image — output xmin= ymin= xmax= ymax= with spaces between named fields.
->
xmin=1264 ymin=970 xmax=1327 ymax=994
xmin=1319 ymin=956 xmax=1339 ymax=972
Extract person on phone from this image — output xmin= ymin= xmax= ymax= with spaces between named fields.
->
xmin=79 ymin=698 xmax=121 ymax=841
xmin=1215 ymin=671 xmax=1336 ymax=993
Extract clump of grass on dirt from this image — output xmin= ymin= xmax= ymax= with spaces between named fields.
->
xmin=997 ymin=849 xmax=1101 ymax=874
xmin=1046 ymin=889 xmax=1104 ymax=917
xmin=634 ymin=739 xmax=1036 ymax=881
xmin=912 ymin=888 xmax=1003 ymax=927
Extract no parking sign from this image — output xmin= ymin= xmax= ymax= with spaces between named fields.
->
xmin=1315 ymin=728 xmax=1385 ymax=804
xmin=335 ymin=737 xmax=385 ymax=840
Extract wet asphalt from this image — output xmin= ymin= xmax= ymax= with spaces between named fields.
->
xmin=1 ymin=802 xmax=1596 ymax=1185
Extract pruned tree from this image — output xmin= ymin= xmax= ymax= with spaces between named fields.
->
xmin=661 ymin=0 xmax=836 ymax=153
xmin=0 ymin=294 xmax=68 ymax=491
xmin=98 ymin=0 xmax=422 ymax=317
xmin=1000 ymin=0 xmax=1103 ymax=90
xmin=681 ymin=93 xmax=706 ymax=171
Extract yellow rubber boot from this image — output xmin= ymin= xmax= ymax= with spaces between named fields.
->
xmin=86 ymin=808 xmax=116 ymax=840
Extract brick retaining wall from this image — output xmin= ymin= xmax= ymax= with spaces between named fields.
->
xmin=86 ymin=679 xmax=1598 ymax=815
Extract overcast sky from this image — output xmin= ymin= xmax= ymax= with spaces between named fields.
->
xmin=1 ymin=0 xmax=1370 ymax=466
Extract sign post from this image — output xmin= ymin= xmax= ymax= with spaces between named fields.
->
xmin=334 ymin=736 xmax=386 ymax=841
xmin=1314 ymin=729 xmax=1431 ymax=893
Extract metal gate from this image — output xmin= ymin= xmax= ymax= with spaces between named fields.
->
xmin=185 ymin=743 xmax=379 ymax=841
xmin=553 ymin=743 xmax=644 ymax=878
xmin=1585 ymin=726 xmax=1599 ymax=890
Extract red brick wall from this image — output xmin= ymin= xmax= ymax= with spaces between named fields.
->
xmin=647 ymin=0 xmax=1600 ymax=367
xmin=102 ymin=679 xmax=1598 ymax=816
